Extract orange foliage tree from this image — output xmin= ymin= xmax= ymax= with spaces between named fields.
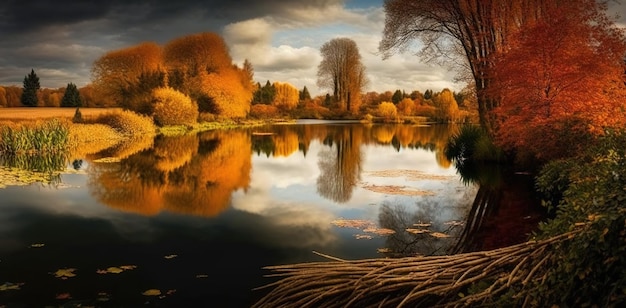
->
xmin=199 ymin=70 xmax=252 ymax=118
xmin=491 ymin=1 xmax=626 ymax=160
xmin=91 ymin=42 xmax=163 ymax=110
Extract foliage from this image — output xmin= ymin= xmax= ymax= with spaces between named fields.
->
xmin=272 ymin=82 xmax=299 ymax=111
xmin=0 ymin=119 xmax=69 ymax=155
xmin=61 ymin=83 xmax=82 ymax=107
xmin=491 ymin=2 xmax=626 ymax=161
xmin=90 ymin=109 xmax=156 ymax=137
xmin=152 ymin=87 xmax=198 ymax=126
xmin=396 ymin=98 xmax=416 ymax=116
xmin=163 ymin=32 xmax=232 ymax=75
xmin=377 ymin=102 xmax=397 ymax=120
xmin=199 ymin=70 xmax=251 ymax=118
xmin=91 ymin=42 xmax=163 ymax=107
xmin=21 ymin=69 xmax=40 ymax=107
xmin=444 ymin=124 xmax=503 ymax=165
xmin=531 ymin=130 xmax=626 ymax=306
xmin=250 ymin=104 xmax=280 ymax=119
xmin=252 ymin=80 xmax=276 ymax=105
xmin=432 ymin=88 xmax=460 ymax=123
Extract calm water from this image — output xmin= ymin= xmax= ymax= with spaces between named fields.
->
xmin=0 ymin=122 xmax=543 ymax=307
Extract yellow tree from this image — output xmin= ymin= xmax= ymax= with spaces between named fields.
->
xmin=272 ymin=82 xmax=299 ymax=111
xmin=163 ymin=32 xmax=232 ymax=79
xmin=433 ymin=88 xmax=459 ymax=123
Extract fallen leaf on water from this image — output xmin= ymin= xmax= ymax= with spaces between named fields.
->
xmin=363 ymin=227 xmax=396 ymax=236
xmin=164 ymin=254 xmax=177 ymax=259
xmin=97 ymin=265 xmax=137 ymax=274
xmin=166 ymin=289 xmax=176 ymax=295
xmin=430 ymin=232 xmax=451 ymax=238
xmin=55 ymin=293 xmax=72 ymax=300
xmin=29 ymin=243 xmax=45 ymax=248
xmin=413 ymin=223 xmax=431 ymax=228
xmin=377 ymin=248 xmax=391 ymax=253
xmin=142 ymin=289 xmax=161 ymax=296
xmin=0 ymin=282 xmax=24 ymax=291
xmin=52 ymin=268 xmax=76 ymax=279
xmin=355 ymin=234 xmax=373 ymax=240
xmin=406 ymin=228 xmax=430 ymax=234
xmin=444 ymin=220 xmax=464 ymax=226
xmin=331 ymin=219 xmax=373 ymax=229
xmin=196 ymin=274 xmax=208 ymax=278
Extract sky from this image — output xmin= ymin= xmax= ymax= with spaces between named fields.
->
xmin=0 ymin=0 xmax=624 ymax=97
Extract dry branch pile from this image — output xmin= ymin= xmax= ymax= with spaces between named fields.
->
xmin=253 ymin=231 xmax=577 ymax=308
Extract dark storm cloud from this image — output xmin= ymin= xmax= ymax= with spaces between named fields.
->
xmin=0 ymin=0 xmax=345 ymax=87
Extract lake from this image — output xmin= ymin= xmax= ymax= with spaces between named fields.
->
xmin=0 ymin=122 xmax=544 ymax=307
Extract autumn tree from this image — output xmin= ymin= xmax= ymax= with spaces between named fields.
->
xmin=317 ymin=38 xmax=367 ymax=113
xmin=252 ymin=80 xmax=276 ymax=105
xmin=91 ymin=42 xmax=163 ymax=111
xmin=396 ymin=97 xmax=416 ymax=116
xmin=21 ymin=69 xmax=40 ymax=107
xmin=199 ymin=69 xmax=252 ymax=118
xmin=61 ymin=83 xmax=82 ymax=107
xmin=272 ymin=82 xmax=299 ymax=111
xmin=491 ymin=1 xmax=626 ymax=160
xmin=378 ymin=102 xmax=398 ymax=121
xmin=433 ymin=88 xmax=459 ymax=123
xmin=380 ymin=0 xmax=556 ymax=134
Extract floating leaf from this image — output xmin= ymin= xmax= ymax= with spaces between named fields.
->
xmin=142 ymin=289 xmax=162 ymax=296
xmin=355 ymin=234 xmax=373 ymax=240
xmin=55 ymin=293 xmax=72 ymax=300
xmin=196 ymin=274 xmax=209 ymax=278
xmin=29 ymin=243 xmax=45 ymax=248
xmin=119 ymin=265 xmax=137 ymax=270
xmin=430 ymin=232 xmax=451 ymax=238
xmin=53 ymin=268 xmax=77 ymax=279
xmin=97 ymin=265 xmax=137 ymax=274
xmin=363 ymin=227 xmax=396 ymax=236
xmin=377 ymin=248 xmax=391 ymax=253
xmin=331 ymin=219 xmax=373 ymax=229
xmin=0 ymin=282 xmax=24 ymax=291
xmin=406 ymin=228 xmax=430 ymax=234
xmin=164 ymin=254 xmax=178 ymax=259
xmin=413 ymin=223 xmax=432 ymax=227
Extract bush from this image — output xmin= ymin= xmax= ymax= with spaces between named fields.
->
xmin=377 ymin=102 xmax=397 ymax=121
xmin=152 ymin=87 xmax=199 ymax=126
xmin=249 ymin=104 xmax=280 ymax=119
xmin=445 ymin=125 xmax=503 ymax=164
xmin=91 ymin=109 xmax=155 ymax=136
xmin=531 ymin=130 xmax=626 ymax=306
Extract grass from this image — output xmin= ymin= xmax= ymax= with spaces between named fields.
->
xmin=0 ymin=107 xmax=122 ymax=121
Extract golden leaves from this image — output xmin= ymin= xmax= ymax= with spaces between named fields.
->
xmin=0 ymin=282 xmax=24 ymax=291
xmin=142 ymin=289 xmax=162 ymax=296
xmin=52 ymin=268 xmax=77 ymax=279
xmin=96 ymin=265 xmax=137 ymax=274
xmin=332 ymin=219 xmax=396 ymax=239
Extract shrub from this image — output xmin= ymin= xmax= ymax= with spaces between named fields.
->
xmin=444 ymin=124 xmax=504 ymax=164
xmin=250 ymin=104 xmax=280 ymax=119
xmin=72 ymin=107 xmax=83 ymax=123
xmin=152 ymin=87 xmax=199 ymax=126
xmin=91 ymin=109 xmax=155 ymax=136
xmin=377 ymin=102 xmax=397 ymax=120
xmin=531 ymin=130 xmax=626 ymax=306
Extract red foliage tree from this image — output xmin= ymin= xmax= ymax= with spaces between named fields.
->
xmin=491 ymin=1 xmax=626 ymax=160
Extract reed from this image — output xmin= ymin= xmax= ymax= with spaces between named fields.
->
xmin=0 ymin=119 xmax=70 ymax=155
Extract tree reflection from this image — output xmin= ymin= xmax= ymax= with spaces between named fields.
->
xmin=316 ymin=126 xmax=363 ymax=203
xmin=378 ymin=200 xmax=465 ymax=257
xmin=89 ymin=131 xmax=251 ymax=217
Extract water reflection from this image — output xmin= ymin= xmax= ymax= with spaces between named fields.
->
xmin=89 ymin=131 xmax=251 ymax=216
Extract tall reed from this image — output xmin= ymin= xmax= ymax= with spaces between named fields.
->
xmin=0 ymin=119 xmax=70 ymax=155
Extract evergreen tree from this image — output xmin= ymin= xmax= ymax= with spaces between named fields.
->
xmin=424 ymin=89 xmax=433 ymax=100
xmin=61 ymin=83 xmax=82 ymax=107
xmin=21 ymin=69 xmax=40 ymax=107
xmin=299 ymin=86 xmax=311 ymax=101
xmin=391 ymin=89 xmax=403 ymax=104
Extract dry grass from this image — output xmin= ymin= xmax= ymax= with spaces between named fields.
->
xmin=0 ymin=107 xmax=121 ymax=122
